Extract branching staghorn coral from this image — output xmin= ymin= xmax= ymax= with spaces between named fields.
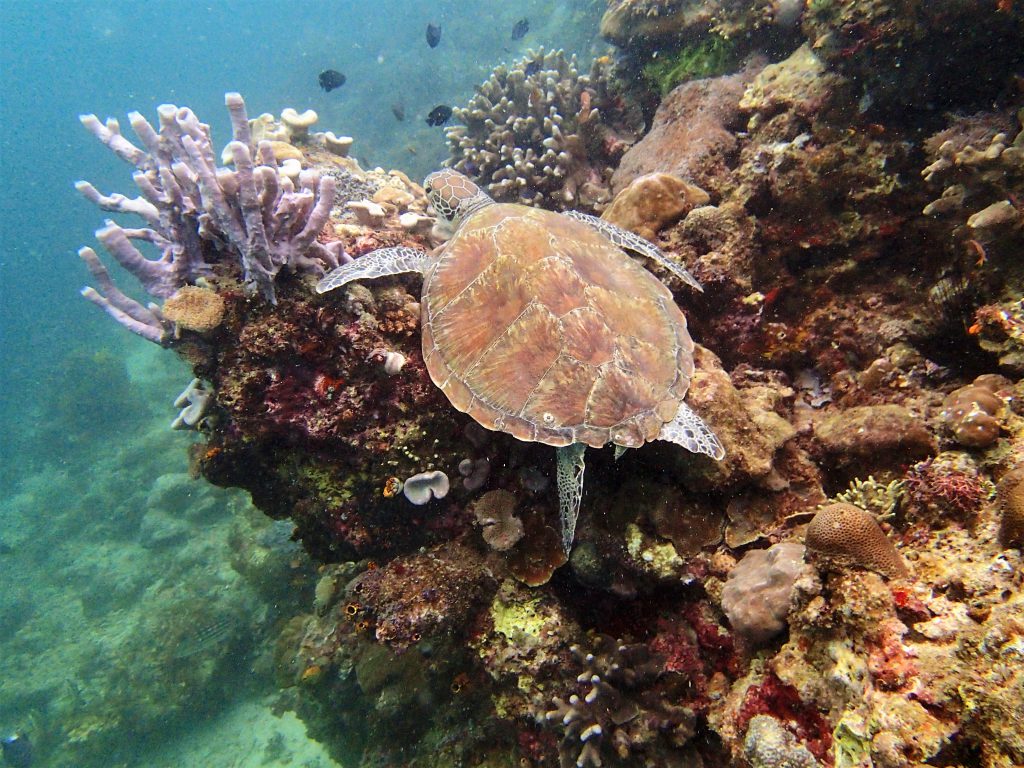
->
xmin=76 ymin=92 xmax=347 ymax=341
xmin=542 ymin=634 xmax=695 ymax=767
xmin=446 ymin=48 xmax=644 ymax=211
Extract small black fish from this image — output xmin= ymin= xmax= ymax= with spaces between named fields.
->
xmin=524 ymin=60 xmax=541 ymax=77
xmin=0 ymin=540 xmax=12 ymax=555
xmin=425 ymin=105 xmax=453 ymax=126
xmin=1 ymin=733 xmax=33 ymax=768
xmin=318 ymin=69 xmax=346 ymax=92
xmin=426 ymin=23 xmax=442 ymax=48
xmin=391 ymin=102 xmax=406 ymax=121
xmin=511 ymin=18 xmax=529 ymax=40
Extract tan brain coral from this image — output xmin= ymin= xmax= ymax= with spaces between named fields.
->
xmin=805 ymin=502 xmax=909 ymax=579
xmin=996 ymin=466 xmax=1024 ymax=548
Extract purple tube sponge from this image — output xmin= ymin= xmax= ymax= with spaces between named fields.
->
xmin=76 ymin=92 xmax=345 ymax=324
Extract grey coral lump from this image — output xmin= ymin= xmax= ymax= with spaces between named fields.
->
xmin=402 ymin=470 xmax=450 ymax=505
xmin=743 ymin=715 xmax=820 ymax=768
xmin=445 ymin=48 xmax=643 ymax=211
xmin=721 ymin=542 xmax=806 ymax=644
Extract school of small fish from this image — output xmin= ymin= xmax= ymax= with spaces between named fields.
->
xmin=316 ymin=15 xmax=532 ymax=131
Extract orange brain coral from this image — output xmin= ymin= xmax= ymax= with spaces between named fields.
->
xmin=805 ymin=502 xmax=908 ymax=579
xmin=162 ymin=285 xmax=225 ymax=333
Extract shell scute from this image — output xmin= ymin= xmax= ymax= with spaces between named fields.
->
xmin=521 ymin=355 xmax=598 ymax=430
xmin=588 ymin=284 xmax=676 ymax=350
xmin=560 ymin=308 xmax=616 ymax=367
xmin=467 ymin=303 xmax=563 ymax=415
xmin=586 ymin=364 xmax=662 ymax=429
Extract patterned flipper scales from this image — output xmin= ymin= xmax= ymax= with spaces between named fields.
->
xmin=564 ymin=211 xmax=704 ymax=293
xmin=316 ymin=246 xmax=430 ymax=293
xmin=658 ymin=401 xmax=725 ymax=460
xmin=556 ymin=443 xmax=587 ymax=554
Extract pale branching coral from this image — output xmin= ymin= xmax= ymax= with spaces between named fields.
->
xmin=922 ymin=107 xmax=1024 ymax=235
xmin=172 ymin=378 xmax=212 ymax=430
xmin=446 ymin=48 xmax=644 ymax=211
xmin=805 ymin=503 xmax=908 ymax=580
xmin=834 ymin=476 xmax=905 ymax=518
xmin=542 ymin=634 xmax=695 ymax=767
xmin=721 ymin=542 xmax=807 ymax=644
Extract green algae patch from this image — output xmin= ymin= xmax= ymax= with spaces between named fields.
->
xmin=643 ymin=36 xmax=737 ymax=96
xmin=490 ymin=590 xmax=549 ymax=643
xmin=625 ymin=523 xmax=684 ymax=579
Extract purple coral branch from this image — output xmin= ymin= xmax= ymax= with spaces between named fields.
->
xmin=77 ymin=91 xmax=341 ymax=320
xmin=78 ymin=247 xmax=170 ymax=344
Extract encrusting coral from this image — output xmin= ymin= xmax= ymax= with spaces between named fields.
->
xmin=996 ymin=465 xmax=1024 ymax=548
xmin=160 ymin=285 xmax=225 ymax=334
xmin=472 ymin=490 xmax=525 ymax=552
xmin=445 ymin=48 xmax=644 ymax=211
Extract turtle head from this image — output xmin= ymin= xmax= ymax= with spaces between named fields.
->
xmin=424 ymin=170 xmax=493 ymax=226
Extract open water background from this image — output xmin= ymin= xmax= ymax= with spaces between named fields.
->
xmin=0 ymin=1 xmax=602 ymax=765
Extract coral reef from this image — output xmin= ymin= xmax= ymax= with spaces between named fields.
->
xmin=445 ymin=48 xmax=645 ymax=210
xmin=70 ymin=8 xmax=1024 ymax=757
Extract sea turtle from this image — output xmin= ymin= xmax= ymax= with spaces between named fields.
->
xmin=317 ymin=169 xmax=724 ymax=552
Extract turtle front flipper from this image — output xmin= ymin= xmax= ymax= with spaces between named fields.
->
xmin=316 ymin=247 xmax=431 ymax=293
xmin=658 ymin=401 xmax=725 ymax=460
xmin=563 ymin=210 xmax=704 ymax=293
xmin=556 ymin=443 xmax=587 ymax=554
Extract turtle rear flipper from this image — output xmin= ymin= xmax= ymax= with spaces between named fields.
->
xmin=659 ymin=401 xmax=725 ymax=460
xmin=556 ymin=443 xmax=587 ymax=554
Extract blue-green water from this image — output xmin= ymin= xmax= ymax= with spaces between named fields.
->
xmin=0 ymin=1 xmax=603 ymax=765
